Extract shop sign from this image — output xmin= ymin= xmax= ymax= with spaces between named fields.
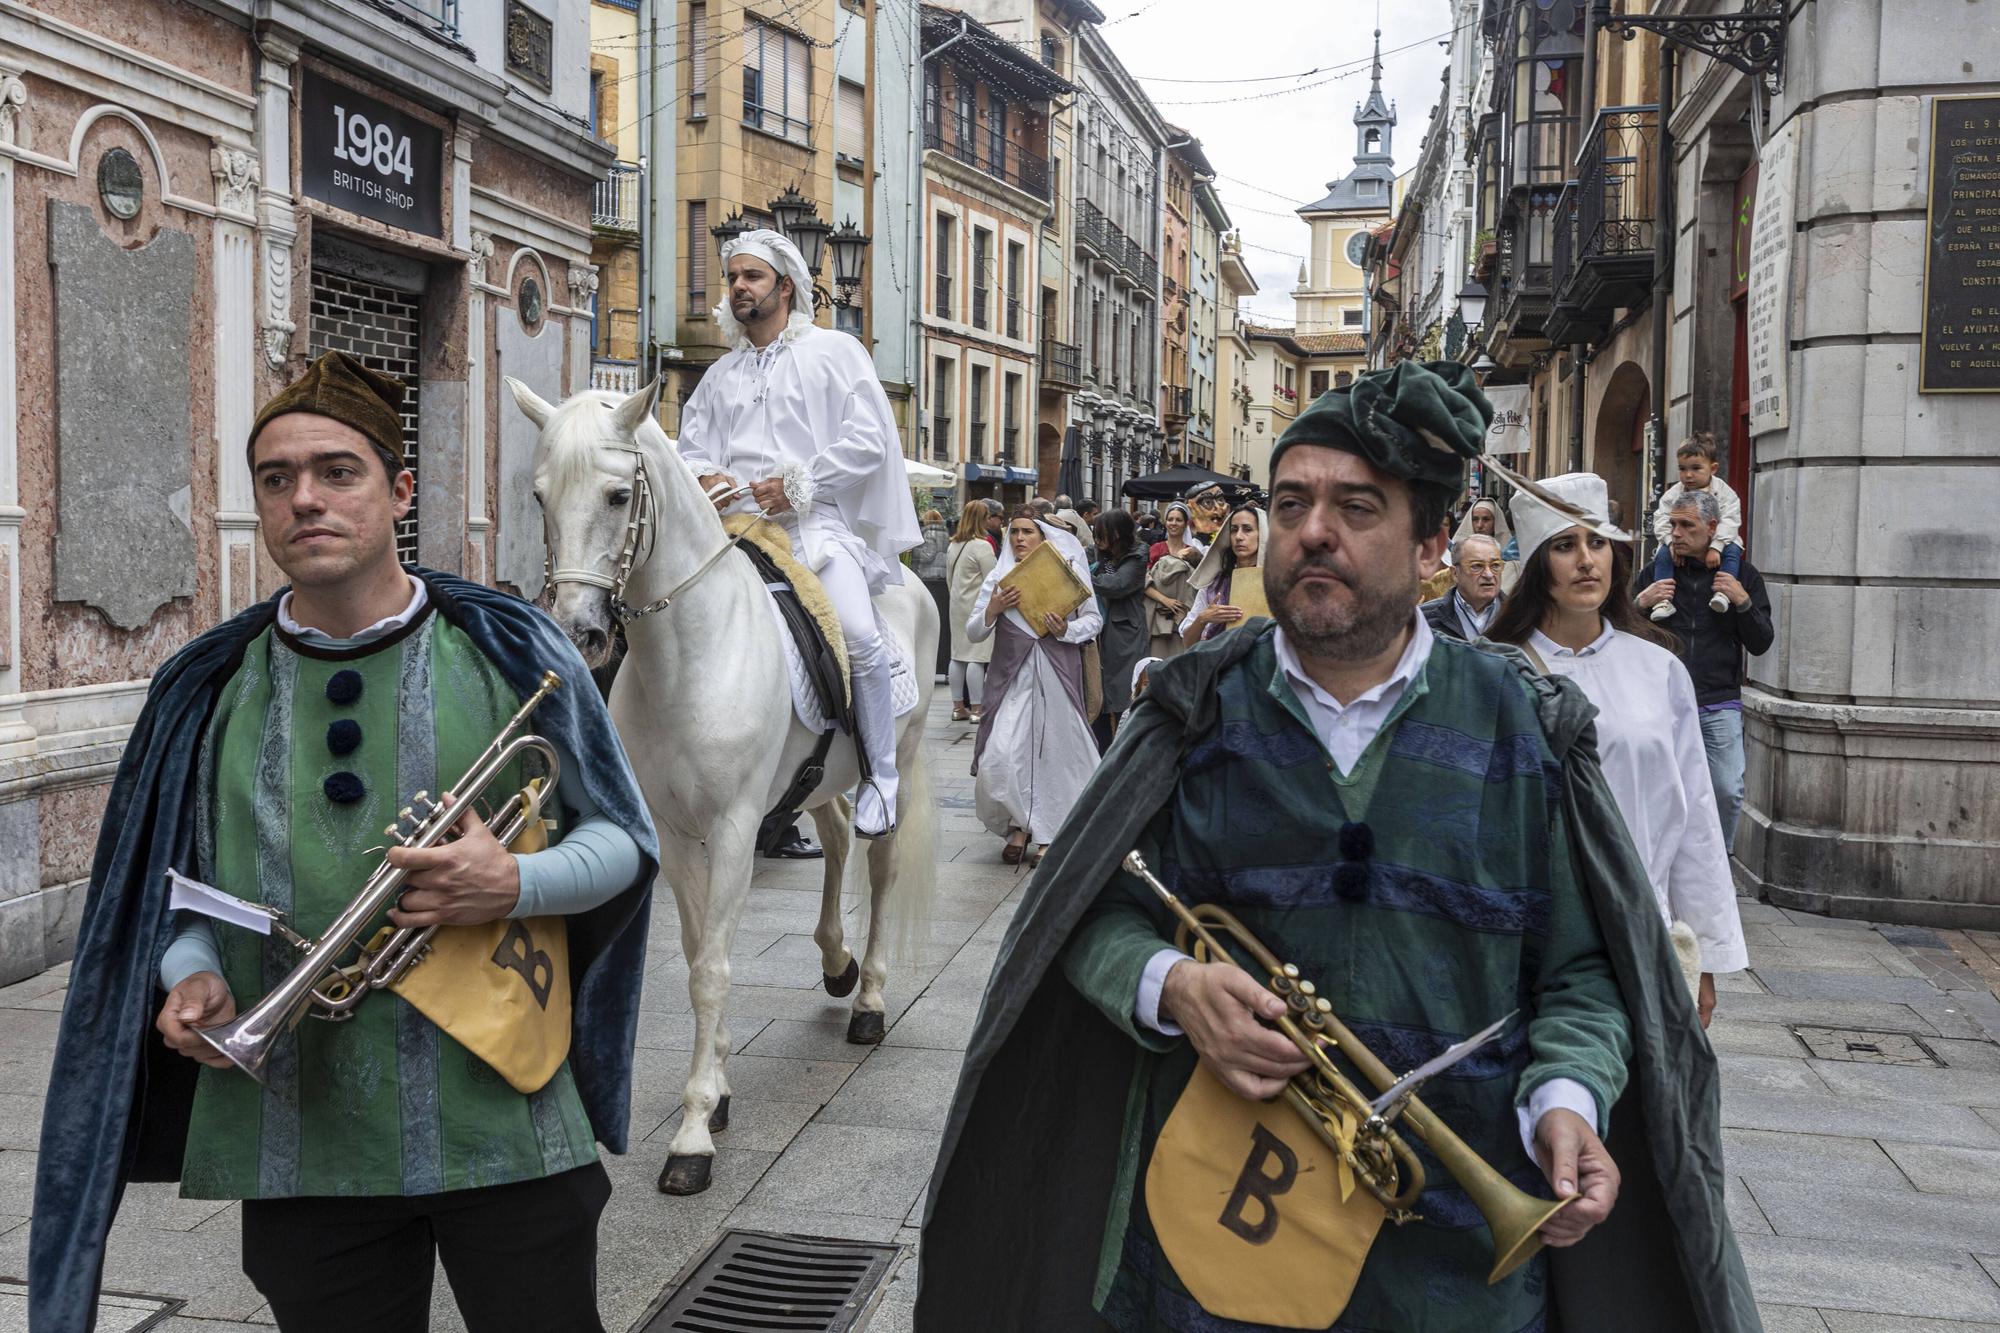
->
xmin=300 ymin=70 xmax=445 ymax=238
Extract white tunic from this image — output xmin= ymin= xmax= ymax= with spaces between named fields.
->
xmin=1528 ymin=623 xmax=1749 ymax=973
xmin=966 ymin=526 xmax=1103 ymax=843
xmin=675 ymin=325 xmax=920 ymax=592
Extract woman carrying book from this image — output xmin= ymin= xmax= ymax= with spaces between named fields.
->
xmin=966 ymin=508 xmax=1104 ymax=866
xmin=1177 ymin=505 xmax=1267 ymax=646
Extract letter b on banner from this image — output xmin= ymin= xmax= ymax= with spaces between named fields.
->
xmin=1219 ymin=1123 xmax=1300 ymax=1244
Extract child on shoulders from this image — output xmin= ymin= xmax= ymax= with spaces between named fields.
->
xmin=1649 ymin=432 xmax=1743 ymax=618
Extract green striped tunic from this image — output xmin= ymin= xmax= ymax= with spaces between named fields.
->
xmin=1063 ymin=627 xmax=1631 ymax=1333
xmin=180 ymin=610 xmax=598 ymax=1200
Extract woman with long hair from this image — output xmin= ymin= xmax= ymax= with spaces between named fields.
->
xmin=1144 ymin=502 xmax=1204 ymax=660
xmin=1091 ymin=509 xmax=1149 ymax=747
xmin=946 ymin=500 xmax=998 ymax=722
xmin=1488 ymin=473 xmax=1746 ymax=1026
xmin=966 ymin=507 xmax=1103 ymax=864
xmin=1177 ymin=504 xmax=1265 ymax=647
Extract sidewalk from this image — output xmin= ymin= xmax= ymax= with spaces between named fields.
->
xmin=1 ymin=699 xmax=1998 ymax=1330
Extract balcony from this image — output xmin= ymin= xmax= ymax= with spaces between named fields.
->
xmin=590 ymin=358 xmax=641 ymax=394
xmin=593 ymin=162 xmax=641 ymax=234
xmin=1552 ymin=105 xmax=1659 ymax=334
xmin=1078 ymin=200 xmax=1159 ymax=291
xmin=923 ymin=125 xmax=1049 ymax=201
xmin=1161 ymin=384 xmax=1192 ymax=424
xmin=1041 ymin=339 xmax=1083 ymax=390
xmin=1490 ymin=187 xmax=1561 ymax=354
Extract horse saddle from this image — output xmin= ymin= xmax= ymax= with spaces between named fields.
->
xmin=722 ymin=515 xmax=861 ymax=853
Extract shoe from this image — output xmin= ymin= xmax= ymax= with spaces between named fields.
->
xmin=951 ymin=704 xmax=970 ymax=722
xmin=968 ymin=707 xmax=983 ymax=724
xmin=1708 ymin=592 xmax=1730 ymax=613
xmin=1650 ymin=601 xmax=1675 ymax=622
xmin=1001 ymin=835 xmax=1027 ymax=865
xmin=763 ymin=827 xmax=823 ymax=859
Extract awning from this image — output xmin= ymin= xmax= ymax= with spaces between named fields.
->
xmin=962 ymin=463 xmax=1038 ymax=485
xmin=1120 ymin=462 xmax=1260 ymax=503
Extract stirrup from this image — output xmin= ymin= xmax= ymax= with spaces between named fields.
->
xmin=854 ymin=779 xmax=897 ymax=841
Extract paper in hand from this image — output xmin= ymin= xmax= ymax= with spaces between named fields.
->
xmin=1368 ymin=1011 xmax=1516 ymax=1116
xmin=166 ymin=868 xmax=277 ymax=937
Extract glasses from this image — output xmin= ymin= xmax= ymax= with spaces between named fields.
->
xmin=1461 ymin=561 xmax=1504 ymax=574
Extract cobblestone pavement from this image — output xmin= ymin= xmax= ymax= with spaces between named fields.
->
xmin=2 ymin=698 xmax=1999 ymax=1331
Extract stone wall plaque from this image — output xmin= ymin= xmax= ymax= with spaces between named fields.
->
xmin=506 ymin=2 xmax=554 ymax=93
xmin=1745 ymin=117 xmax=1798 ymax=435
xmin=49 ymin=201 xmax=196 ymax=629
xmin=495 ymin=313 xmax=563 ymax=599
xmin=1922 ymin=95 xmax=2000 ymax=393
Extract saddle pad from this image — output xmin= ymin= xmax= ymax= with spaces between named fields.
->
xmin=726 ymin=513 xmax=850 ymax=705
xmin=767 ymin=598 xmax=918 ymax=734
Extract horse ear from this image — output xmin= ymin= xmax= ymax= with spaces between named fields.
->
xmin=505 ymin=376 xmax=555 ymax=430
xmin=611 ymin=376 xmax=662 ymax=439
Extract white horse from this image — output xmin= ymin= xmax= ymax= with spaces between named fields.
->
xmin=507 ymin=377 xmax=939 ymax=1195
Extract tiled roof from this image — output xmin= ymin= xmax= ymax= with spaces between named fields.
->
xmin=1292 ymin=332 xmax=1367 ymax=355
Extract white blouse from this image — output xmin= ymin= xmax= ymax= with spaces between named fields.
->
xmin=1527 ymin=622 xmax=1748 ymax=973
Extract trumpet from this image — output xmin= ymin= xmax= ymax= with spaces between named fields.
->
xmin=197 ymin=671 xmax=565 ymax=1083
xmin=1122 ymin=850 xmax=1568 ymax=1283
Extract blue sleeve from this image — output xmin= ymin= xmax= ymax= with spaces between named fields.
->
xmin=510 ymin=734 xmax=644 ymax=918
xmin=159 ymin=916 xmax=223 ymax=992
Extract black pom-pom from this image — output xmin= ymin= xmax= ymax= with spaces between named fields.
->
xmin=326 ymin=669 xmax=364 ymax=705
xmin=322 ymin=771 xmax=365 ymax=804
xmin=326 ymin=719 xmax=362 ymax=756
xmin=1337 ymin=821 xmax=1374 ymax=862
xmin=1333 ymin=860 xmax=1371 ymax=902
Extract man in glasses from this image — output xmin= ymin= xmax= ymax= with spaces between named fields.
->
xmin=1422 ymin=532 xmax=1507 ymax=640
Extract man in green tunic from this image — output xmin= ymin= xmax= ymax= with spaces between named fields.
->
xmin=139 ymin=352 xmax=650 ymax=1332
xmin=918 ymin=361 xmax=1765 ymax=1333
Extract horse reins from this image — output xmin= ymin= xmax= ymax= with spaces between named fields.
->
xmin=542 ymin=448 xmax=751 ymax=624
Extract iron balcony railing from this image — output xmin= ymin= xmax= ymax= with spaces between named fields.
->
xmin=1573 ymin=105 xmax=1659 ymax=270
xmin=969 ymin=420 xmax=986 ymax=463
xmin=1041 ymin=339 xmax=1083 ymax=389
xmin=923 ymin=125 xmax=1049 ymax=200
xmin=593 ymin=162 xmax=641 ymax=233
xmin=590 ymin=358 xmax=640 ymax=394
xmin=392 ymin=0 xmax=459 ymax=37
xmin=930 ymin=415 xmax=952 ymax=461
xmin=1078 ymin=199 xmax=1160 ymax=291
xmin=1161 ymin=384 xmax=1192 ymax=421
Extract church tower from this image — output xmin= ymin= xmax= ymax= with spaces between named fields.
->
xmin=1293 ymin=30 xmax=1399 ymax=335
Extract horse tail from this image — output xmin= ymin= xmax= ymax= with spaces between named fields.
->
xmin=887 ymin=714 xmax=938 ymax=965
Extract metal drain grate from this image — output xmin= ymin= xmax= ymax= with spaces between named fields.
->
xmin=635 ymin=1230 xmax=903 ymax=1333
xmin=1793 ymin=1026 xmax=1942 ymax=1067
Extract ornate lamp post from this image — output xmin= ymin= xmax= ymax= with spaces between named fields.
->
xmin=762 ymin=188 xmax=868 ymax=313
xmin=827 ymin=219 xmax=871 ymax=308
xmin=768 ymin=184 xmax=815 ymax=238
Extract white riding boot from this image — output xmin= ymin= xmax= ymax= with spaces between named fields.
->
xmin=849 ymin=634 xmax=901 ymax=839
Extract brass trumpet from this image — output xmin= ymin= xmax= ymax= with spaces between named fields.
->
xmin=1121 ymin=850 xmax=1568 ymax=1283
xmin=197 ymin=671 xmax=564 ymax=1083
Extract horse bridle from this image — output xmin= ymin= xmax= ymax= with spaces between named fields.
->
xmin=541 ymin=447 xmax=750 ymax=624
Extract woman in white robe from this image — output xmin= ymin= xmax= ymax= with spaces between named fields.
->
xmin=966 ymin=512 xmax=1103 ymax=865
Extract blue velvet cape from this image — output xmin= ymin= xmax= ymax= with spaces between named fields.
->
xmin=29 ymin=570 xmax=660 ymax=1333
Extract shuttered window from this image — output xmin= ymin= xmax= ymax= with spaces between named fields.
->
xmin=689 ymin=200 xmax=707 ymax=302
xmin=837 ymin=79 xmax=865 ymax=163
xmin=689 ymin=3 xmax=708 ymax=118
xmin=744 ymin=20 xmax=811 ymax=146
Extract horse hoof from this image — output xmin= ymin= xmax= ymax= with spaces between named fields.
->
xmin=658 ymin=1153 xmax=714 ymax=1195
xmin=708 ymin=1094 xmax=731 ymax=1133
xmin=824 ymin=957 xmax=860 ymax=998
xmin=847 ymin=1010 xmax=886 ymax=1045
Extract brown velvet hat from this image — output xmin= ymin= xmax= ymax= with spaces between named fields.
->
xmin=247 ymin=350 xmax=407 ymax=475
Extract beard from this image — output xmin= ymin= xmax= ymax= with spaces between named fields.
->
xmin=1268 ymin=549 xmax=1416 ymax=661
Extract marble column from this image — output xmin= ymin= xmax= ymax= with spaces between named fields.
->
xmin=211 ymin=145 xmax=260 ymax=615
xmin=567 ymin=263 xmax=599 ymax=395
xmin=466 ymin=229 xmax=494 ymax=584
xmin=255 ymin=33 xmax=300 ymax=375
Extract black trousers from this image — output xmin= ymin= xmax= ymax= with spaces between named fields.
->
xmin=240 ymin=1161 xmax=612 ymax=1333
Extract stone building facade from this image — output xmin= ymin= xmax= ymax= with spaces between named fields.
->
xmin=0 ymin=0 xmax=610 ymax=983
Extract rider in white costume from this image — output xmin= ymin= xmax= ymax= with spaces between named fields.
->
xmin=678 ymin=229 xmax=921 ymax=837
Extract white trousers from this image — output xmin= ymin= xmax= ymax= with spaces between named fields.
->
xmin=811 ymin=541 xmax=899 ymax=833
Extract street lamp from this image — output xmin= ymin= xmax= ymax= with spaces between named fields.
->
xmin=1456 ymin=280 xmax=1489 ymax=341
xmin=711 ymin=207 xmax=752 ymax=261
xmin=768 ymin=184 xmax=815 ymax=240
xmin=827 ymin=218 xmax=870 ymax=305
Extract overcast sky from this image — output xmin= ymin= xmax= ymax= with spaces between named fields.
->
xmin=1091 ymin=0 xmax=1454 ymax=324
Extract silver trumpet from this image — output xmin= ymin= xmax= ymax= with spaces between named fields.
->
xmin=197 ymin=671 xmax=564 ymax=1082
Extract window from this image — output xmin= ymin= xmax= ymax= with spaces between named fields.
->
xmin=935 ymin=212 xmax=955 ymax=317
xmin=689 ymin=4 xmax=708 ymax=118
xmin=836 ymin=79 xmax=865 ymax=163
xmin=1358 ymin=178 xmax=1381 ymax=196
xmin=1342 ymin=308 xmax=1364 ymax=328
xmin=1005 ymin=241 xmax=1024 ymax=340
xmin=1310 ymin=370 xmax=1329 ymax=398
xmin=1046 ymin=157 xmax=1061 ymax=230
xmin=924 ymin=64 xmax=941 ymax=138
xmin=1089 ymin=297 xmax=1102 ymax=376
xmin=931 ymin=357 xmax=954 ymax=460
xmin=743 ymin=20 xmax=810 ymax=146
xmin=688 ymin=200 xmax=707 ymax=305
xmin=987 ymin=92 xmax=1008 ymax=175
xmin=1335 ymin=371 xmax=1353 ymax=388
xmin=954 ymin=76 xmax=976 ymax=165
xmin=1131 ymin=313 xmax=1142 ymax=390
xmin=835 ymin=304 xmax=862 ymax=336
xmin=1039 ymin=32 xmax=1062 ymax=69
xmin=588 ymin=71 xmax=604 ymax=134
xmin=969 ymin=365 xmax=989 ymax=462
xmin=972 ymin=227 xmax=991 ymax=331
xmin=1003 ymin=371 xmax=1022 ymax=463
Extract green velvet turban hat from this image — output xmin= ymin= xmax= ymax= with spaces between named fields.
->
xmin=1270 ymin=359 xmax=1494 ymax=490
xmin=248 ymin=350 xmax=408 ymax=475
